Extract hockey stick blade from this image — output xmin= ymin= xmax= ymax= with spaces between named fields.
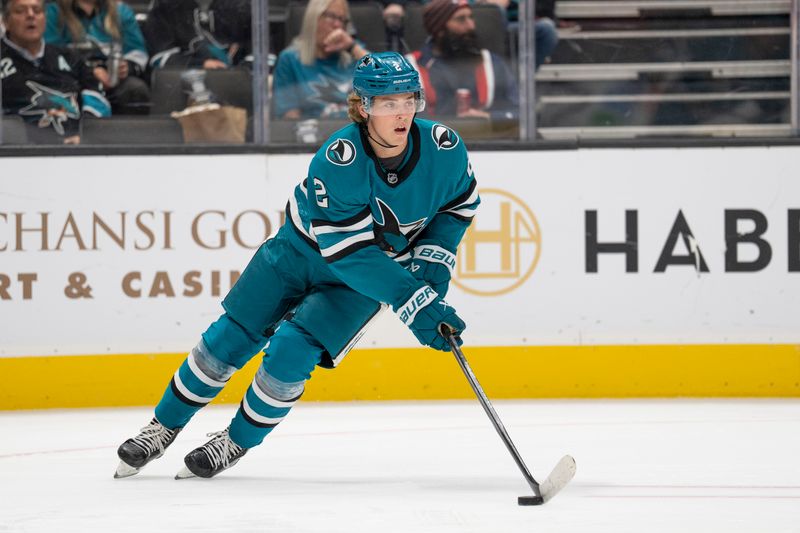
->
xmin=538 ymin=455 xmax=577 ymax=503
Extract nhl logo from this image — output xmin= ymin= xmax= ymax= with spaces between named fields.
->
xmin=431 ymin=124 xmax=459 ymax=150
xmin=387 ymin=172 xmax=398 ymax=184
xmin=325 ymin=138 xmax=357 ymax=166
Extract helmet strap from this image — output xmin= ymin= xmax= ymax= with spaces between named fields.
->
xmin=364 ymin=115 xmax=399 ymax=150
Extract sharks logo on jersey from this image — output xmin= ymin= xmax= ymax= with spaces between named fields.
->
xmin=326 ymin=139 xmax=357 ymax=166
xmin=18 ymin=81 xmax=80 ymax=135
xmin=373 ymin=197 xmax=427 ymax=255
xmin=431 ymin=124 xmax=459 ymax=150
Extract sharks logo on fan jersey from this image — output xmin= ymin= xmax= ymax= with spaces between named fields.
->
xmin=325 ymin=138 xmax=357 ymax=166
xmin=431 ymin=124 xmax=459 ymax=150
xmin=18 ymin=81 xmax=80 ymax=135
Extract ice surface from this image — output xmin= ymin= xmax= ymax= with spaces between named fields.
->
xmin=1 ymin=399 xmax=798 ymax=532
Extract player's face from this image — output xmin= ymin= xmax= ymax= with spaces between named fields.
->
xmin=4 ymin=0 xmax=45 ymax=47
xmin=363 ymin=94 xmax=416 ymax=143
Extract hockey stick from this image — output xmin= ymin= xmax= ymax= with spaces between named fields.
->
xmin=439 ymin=324 xmax=577 ymax=506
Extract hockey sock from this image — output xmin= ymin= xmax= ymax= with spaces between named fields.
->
xmin=154 ymin=340 xmax=236 ymax=429
xmin=228 ymin=365 xmax=304 ymax=448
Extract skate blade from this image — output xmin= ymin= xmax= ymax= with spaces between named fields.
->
xmin=114 ymin=460 xmax=140 ymax=479
xmin=539 ymin=455 xmax=577 ymax=503
xmin=175 ymin=466 xmax=197 ymax=480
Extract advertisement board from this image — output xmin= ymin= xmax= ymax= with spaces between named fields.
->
xmin=1 ymin=146 xmax=798 ymax=404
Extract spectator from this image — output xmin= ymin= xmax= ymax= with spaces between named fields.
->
xmin=380 ymin=1 xmax=407 ymax=52
xmin=532 ymin=0 xmax=559 ymax=69
xmin=142 ymin=0 xmax=252 ymax=70
xmin=1 ymin=0 xmax=110 ymax=144
xmin=272 ymin=0 xmax=369 ymax=120
xmin=407 ymin=0 xmax=518 ymax=121
xmin=350 ymin=0 xmax=408 ymax=53
xmin=44 ymin=0 xmax=150 ymax=114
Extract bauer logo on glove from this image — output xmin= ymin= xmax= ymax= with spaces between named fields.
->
xmin=397 ymin=285 xmax=438 ymax=325
xmin=415 ymin=245 xmax=456 ymax=271
xmin=394 ymin=285 xmax=466 ymax=351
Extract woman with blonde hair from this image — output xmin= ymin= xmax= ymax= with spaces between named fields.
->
xmin=272 ymin=0 xmax=369 ymax=120
xmin=45 ymin=0 xmax=150 ymax=114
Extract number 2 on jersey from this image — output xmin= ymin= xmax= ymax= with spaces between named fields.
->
xmin=313 ymin=177 xmax=329 ymax=208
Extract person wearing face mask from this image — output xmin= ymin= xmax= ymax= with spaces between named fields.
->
xmin=114 ymin=52 xmax=479 ymax=481
xmin=272 ymin=0 xmax=369 ymax=120
xmin=406 ymin=0 xmax=518 ymax=122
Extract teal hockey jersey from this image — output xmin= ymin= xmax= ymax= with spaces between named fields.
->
xmin=286 ymin=118 xmax=480 ymax=309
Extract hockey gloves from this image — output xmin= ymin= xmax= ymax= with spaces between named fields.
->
xmin=409 ymin=244 xmax=456 ymax=297
xmin=394 ymin=285 xmax=465 ymax=351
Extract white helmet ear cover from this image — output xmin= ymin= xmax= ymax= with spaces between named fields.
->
xmin=361 ymin=95 xmax=373 ymax=114
xmin=414 ymin=89 xmax=426 ymax=112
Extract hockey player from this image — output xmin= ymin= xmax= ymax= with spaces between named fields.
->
xmin=114 ymin=51 xmax=480 ymax=480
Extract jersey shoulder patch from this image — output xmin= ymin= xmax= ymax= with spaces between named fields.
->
xmin=325 ymin=137 xmax=357 ymax=166
xmin=430 ymin=123 xmax=460 ymax=151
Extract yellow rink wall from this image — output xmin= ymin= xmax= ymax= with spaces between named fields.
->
xmin=1 ymin=344 xmax=798 ymax=410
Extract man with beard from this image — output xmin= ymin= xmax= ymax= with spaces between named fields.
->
xmin=406 ymin=0 xmax=518 ymax=122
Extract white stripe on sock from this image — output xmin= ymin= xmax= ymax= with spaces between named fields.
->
xmin=173 ymin=370 xmax=214 ymax=404
xmin=242 ymin=396 xmax=285 ymax=425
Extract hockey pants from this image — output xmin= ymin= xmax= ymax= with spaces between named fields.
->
xmin=153 ymin=226 xmax=382 ymax=448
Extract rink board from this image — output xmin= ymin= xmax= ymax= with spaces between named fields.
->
xmin=1 ymin=147 xmax=799 ymax=407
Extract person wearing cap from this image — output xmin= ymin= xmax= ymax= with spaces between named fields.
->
xmin=406 ymin=0 xmax=518 ymax=122
xmin=113 ymin=51 xmax=480 ymax=481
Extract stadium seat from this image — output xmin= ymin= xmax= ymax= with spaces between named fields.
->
xmin=80 ymin=116 xmax=184 ymax=144
xmin=1 ymin=116 xmax=28 ymax=145
xmin=149 ymin=67 xmax=253 ymax=115
xmin=535 ymin=0 xmax=792 ymax=138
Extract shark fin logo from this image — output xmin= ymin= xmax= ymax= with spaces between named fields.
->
xmin=18 ymin=81 xmax=80 ymax=136
xmin=325 ymin=138 xmax=356 ymax=166
xmin=373 ymin=197 xmax=426 ymax=256
xmin=431 ymin=124 xmax=459 ymax=150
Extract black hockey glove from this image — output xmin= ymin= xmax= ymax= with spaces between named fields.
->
xmin=394 ymin=285 xmax=465 ymax=351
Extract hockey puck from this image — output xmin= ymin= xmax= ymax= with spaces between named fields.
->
xmin=518 ymin=495 xmax=544 ymax=506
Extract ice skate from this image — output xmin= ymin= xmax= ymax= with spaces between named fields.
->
xmin=114 ymin=417 xmax=181 ymax=478
xmin=175 ymin=428 xmax=248 ymax=479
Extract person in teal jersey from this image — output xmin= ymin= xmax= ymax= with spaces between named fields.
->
xmin=114 ymin=51 xmax=480 ymax=480
xmin=272 ymin=0 xmax=370 ymax=119
xmin=44 ymin=0 xmax=150 ymax=114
